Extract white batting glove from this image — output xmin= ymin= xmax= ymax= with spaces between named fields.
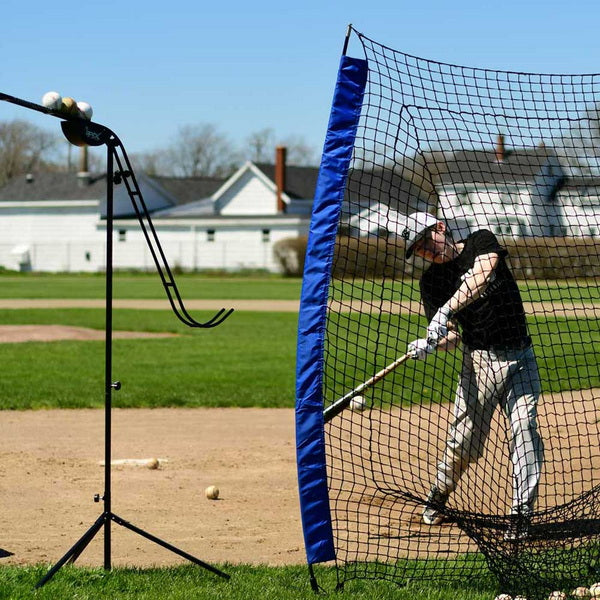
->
xmin=426 ymin=304 xmax=454 ymax=345
xmin=408 ymin=338 xmax=436 ymax=360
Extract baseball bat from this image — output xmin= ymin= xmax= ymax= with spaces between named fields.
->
xmin=322 ymin=351 xmax=412 ymax=423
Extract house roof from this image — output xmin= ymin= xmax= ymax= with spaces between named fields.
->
xmin=150 ymin=175 xmax=226 ymax=205
xmin=558 ymin=176 xmax=600 ymax=191
xmin=254 ymin=163 xmax=319 ymax=199
xmin=427 ymin=146 xmax=557 ymax=187
xmin=0 ymin=171 xmax=106 ymax=201
xmin=344 ymin=167 xmax=436 ymax=214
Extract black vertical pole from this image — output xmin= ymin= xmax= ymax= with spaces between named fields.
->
xmin=104 ymin=142 xmax=114 ymax=570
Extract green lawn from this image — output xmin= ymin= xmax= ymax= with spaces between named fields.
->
xmin=0 ymin=564 xmax=498 ymax=600
xmin=0 ymin=272 xmax=597 ymax=305
xmin=0 ymin=273 xmax=303 ymax=300
xmin=0 ymin=309 xmax=297 ymax=409
xmin=0 ymin=308 xmax=596 ymax=410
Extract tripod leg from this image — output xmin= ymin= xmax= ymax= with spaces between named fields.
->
xmin=35 ymin=513 xmax=106 ymax=589
xmin=111 ymin=513 xmax=230 ymax=580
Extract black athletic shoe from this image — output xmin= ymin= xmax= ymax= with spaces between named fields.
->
xmin=422 ymin=486 xmax=448 ymax=526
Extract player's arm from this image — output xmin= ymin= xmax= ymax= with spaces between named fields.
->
xmin=446 ymin=252 xmax=499 ymax=313
xmin=426 ymin=252 xmax=499 ymax=346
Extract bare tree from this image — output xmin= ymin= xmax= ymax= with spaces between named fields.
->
xmin=0 ymin=119 xmax=59 ymax=186
xmin=130 ymin=149 xmax=171 ymax=177
xmin=243 ymin=129 xmax=318 ymax=166
xmin=279 ymin=134 xmax=318 ymax=166
xmin=163 ymin=124 xmax=237 ymax=178
xmin=245 ymin=128 xmax=275 ymax=163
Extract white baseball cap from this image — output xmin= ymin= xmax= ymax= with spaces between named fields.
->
xmin=397 ymin=212 xmax=439 ymax=258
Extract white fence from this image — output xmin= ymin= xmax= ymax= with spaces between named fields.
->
xmin=0 ymin=240 xmax=281 ymax=273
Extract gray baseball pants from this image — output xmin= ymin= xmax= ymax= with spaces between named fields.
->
xmin=434 ymin=345 xmax=544 ymax=515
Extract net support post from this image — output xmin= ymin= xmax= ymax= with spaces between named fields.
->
xmin=295 ymin=53 xmax=368 ymax=568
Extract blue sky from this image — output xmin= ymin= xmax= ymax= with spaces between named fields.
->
xmin=2 ymin=0 xmax=600 ymax=160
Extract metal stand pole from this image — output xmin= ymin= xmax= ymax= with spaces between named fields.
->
xmin=35 ymin=141 xmax=229 ymax=588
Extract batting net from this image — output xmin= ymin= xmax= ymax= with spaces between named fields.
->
xmin=295 ymin=26 xmax=600 ymax=600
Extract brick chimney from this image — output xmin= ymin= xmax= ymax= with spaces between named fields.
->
xmin=495 ymin=133 xmax=505 ymax=163
xmin=77 ymin=145 xmax=90 ymax=187
xmin=275 ymin=145 xmax=287 ymax=213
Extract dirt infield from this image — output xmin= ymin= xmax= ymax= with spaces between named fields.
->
xmin=0 ymin=320 xmax=598 ymax=570
xmin=0 ymin=408 xmax=304 ymax=567
xmin=0 ymin=325 xmax=177 ymax=343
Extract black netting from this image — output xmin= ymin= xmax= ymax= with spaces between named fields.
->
xmin=322 ymin=27 xmax=600 ymax=599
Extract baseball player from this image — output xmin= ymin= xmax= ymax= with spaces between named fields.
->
xmin=401 ymin=212 xmax=544 ymax=539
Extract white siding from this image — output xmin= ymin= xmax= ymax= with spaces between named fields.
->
xmin=217 ymin=170 xmax=278 ymax=216
xmin=0 ymin=202 xmax=105 ymax=271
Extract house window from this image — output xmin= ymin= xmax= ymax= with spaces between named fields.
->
xmin=494 ymin=224 xmax=513 ymax=235
xmin=118 ymin=230 xmax=127 ymax=242
xmin=262 ymin=229 xmax=270 ymax=243
xmin=207 ymin=229 xmax=215 ymax=242
xmin=457 ymin=191 xmax=471 ymax=206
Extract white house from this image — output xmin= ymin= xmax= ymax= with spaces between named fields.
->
xmin=0 ymin=147 xmax=317 ymax=273
xmin=348 ymin=136 xmax=600 ymax=242
xmin=434 ymin=137 xmax=568 ymax=238
xmin=555 ymin=178 xmax=600 ymax=237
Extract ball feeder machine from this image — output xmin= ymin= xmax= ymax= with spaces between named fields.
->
xmin=0 ymin=91 xmax=233 ymax=587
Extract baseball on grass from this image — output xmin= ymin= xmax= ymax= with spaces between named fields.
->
xmin=205 ymin=485 xmax=219 ymax=500
xmin=589 ymin=583 xmax=600 ymax=597
xmin=42 ymin=91 xmax=62 ymax=110
xmin=514 ymin=596 xmax=528 ymax=600
xmin=494 ymin=594 xmax=512 ymax=600
xmin=76 ymin=101 xmax=93 ymax=120
xmin=548 ymin=592 xmax=566 ymax=600
xmin=572 ymin=587 xmax=591 ymax=598
xmin=350 ymin=395 xmax=366 ymax=412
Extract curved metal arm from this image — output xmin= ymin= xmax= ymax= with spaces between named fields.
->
xmin=0 ymin=91 xmax=233 ymax=328
xmin=108 ymin=134 xmax=233 ymax=328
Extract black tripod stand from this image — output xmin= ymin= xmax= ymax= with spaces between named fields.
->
xmin=0 ymin=92 xmax=232 ymax=587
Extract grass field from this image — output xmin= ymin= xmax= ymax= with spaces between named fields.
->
xmin=0 ymin=309 xmax=297 ymax=409
xmin=0 ymin=272 xmax=597 ymax=304
xmin=0 ymin=564 xmax=498 ymax=600
xmin=1 ymin=272 xmax=597 ymax=599
xmin=0 ymin=308 xmax=597 ymax=410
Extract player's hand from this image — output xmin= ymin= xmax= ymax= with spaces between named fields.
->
xmin=408 ymin=338 xmax=436 ymax=360
xmin=427 ymin=304 xmax=454 ymax=345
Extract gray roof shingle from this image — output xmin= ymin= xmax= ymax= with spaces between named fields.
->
xmin=0 ymin=171 xmax=106 ymax=201
xmin=254 ymin=163 xmax=319 ymax=199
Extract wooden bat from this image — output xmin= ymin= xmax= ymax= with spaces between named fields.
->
xmin=322 ymin=352 xmax=412 ymax=423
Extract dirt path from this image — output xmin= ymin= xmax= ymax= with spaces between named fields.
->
xmin=0 ymin=408 xmax=304 ymax=567
xmin=0 ymin=298 xmax=596 ymax=319
xmin=1 ymin=387 xmax=598 ymax=569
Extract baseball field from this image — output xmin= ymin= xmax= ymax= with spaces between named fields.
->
xmin=0 ymin=273 xmax=597 ymax=600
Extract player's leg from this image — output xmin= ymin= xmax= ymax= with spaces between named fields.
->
xmin=503 ymin=347 xmax=543 ymax=516
xmin=423 ymin=349 xmax=499 ymax=524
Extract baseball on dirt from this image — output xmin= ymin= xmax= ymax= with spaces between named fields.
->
xmin=41 ymin=91 xmax=62 ymax=110
xmin=589 ymin=583 xmax=600 ymax=597
xmin=350 ymin=395 xmax=366 ymax=412
xmin=146 ymin=457 xmax=160 ymax=470
xmin=205 ymin=485 xmax=219 ymax=500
